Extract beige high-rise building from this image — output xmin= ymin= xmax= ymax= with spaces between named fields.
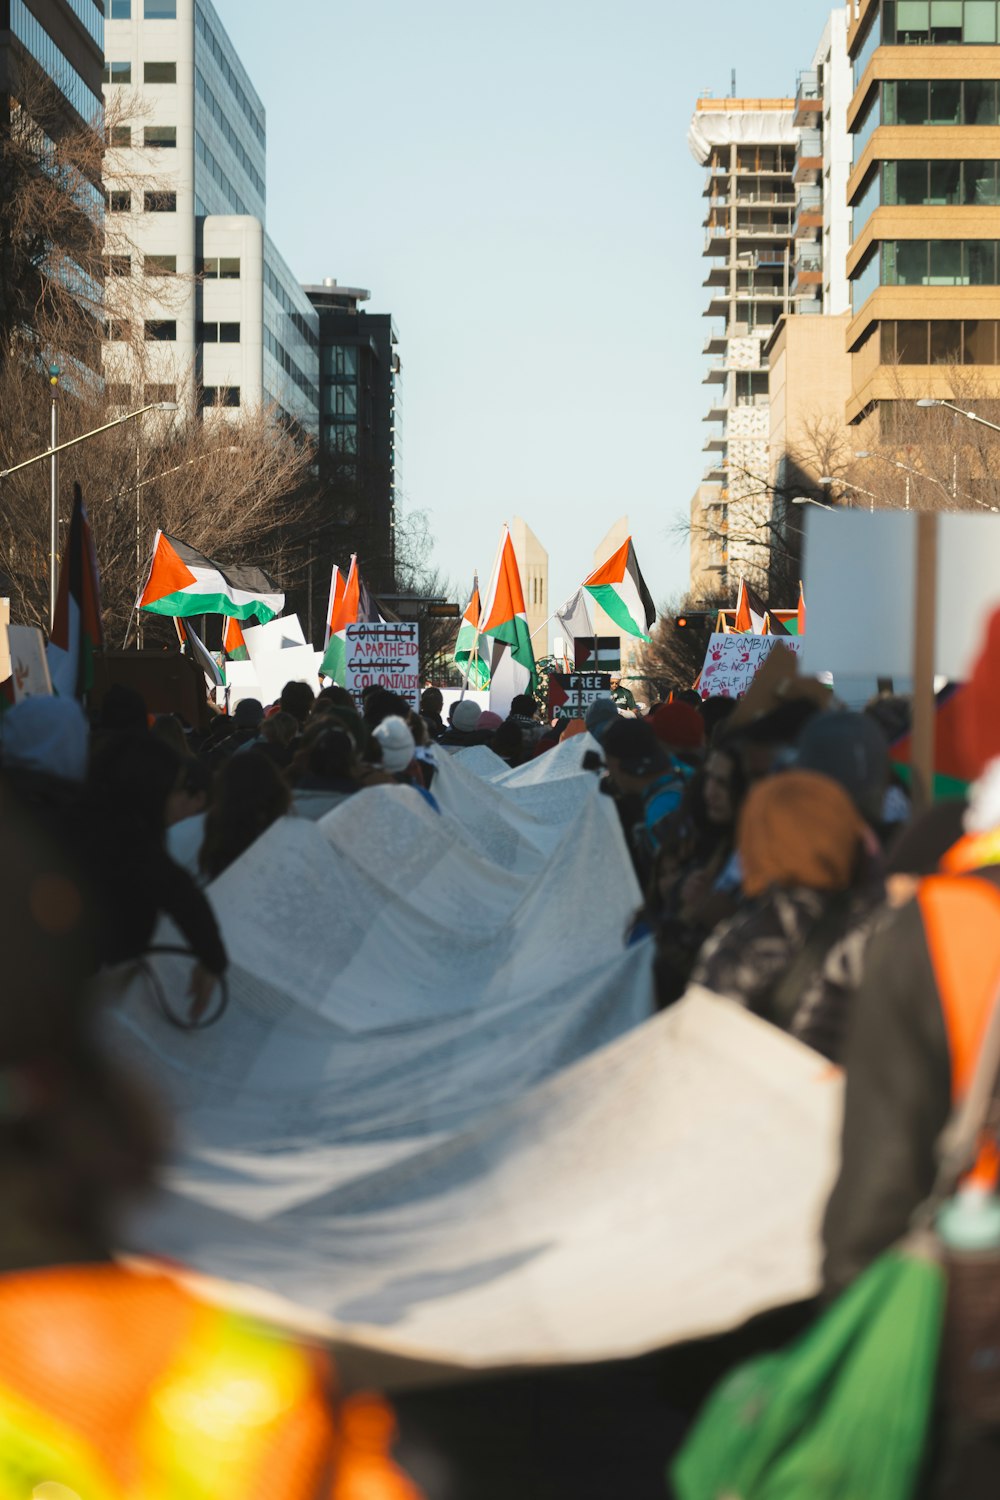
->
xmin=510 ymin=517 xmax=549 ymax=648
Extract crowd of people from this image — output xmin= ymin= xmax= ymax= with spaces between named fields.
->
xmin=3 ymin=614 xmax=1000 ymax=1495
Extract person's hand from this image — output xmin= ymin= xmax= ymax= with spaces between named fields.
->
xmin=188 ymin=963 xmax=218 ymax=1023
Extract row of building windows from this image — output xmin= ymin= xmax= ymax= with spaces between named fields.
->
xmin=853 ymin=79 xmax=1000 ymax=164
xmin=11 ymin=0 xmax=102 ymax=122
xmin=107 ymin=382 xmax=177 ymax=404
xmin=195 ymin=131 xmax=252 ymax=215
xmin=263 ymin=264 xmax=319 ymax=351
xmin=881 ymin=317 xmax=1000 ymax=363
xmin=853 ymin=238 xmax=1000 ymax=310
xmin=104 ymin=254 xmax=243 ymax=278
xmin=108 ymin=1 xmax=177 ymax=17
xmin=323 ymin=384 xmax=357 ymax=417
xmin=107 ymin=124 xmax=176 ymax=147
xmin=107 ymin=189 xmax=177 ymax=211
xmin=109 ymin=320 xmax=242 ymax=343
xmin=194 ymin=66 xmax=265 ymax=203
xmin=854 ymin=158 xmax=1000 ymax=232
xmin=263 ymin=326 xmax=320 ymax=407
xmin=202 ymin=257 xmax=240 ymax=278
xmin=322 ymin=420 xmax=359 ymax=455
xmin=321 ymin=345 xmax=359 ymax=378
xmin=67 ymin=0 xmax=104 ymax=47
xmin=193 ymin=2 xmax=266 ymax=148
xmin=103 ymin=60 xmax=176 ymax=84
xmin=856 ymin=0 xmax=1000 ymax=85
xmin=198 ymin=321 xmax=240 ymax=343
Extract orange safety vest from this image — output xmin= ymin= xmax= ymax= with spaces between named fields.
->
xmin=919 ymin=860 xmax=1000 ymax=1189
xmin=0 ymin=1262 xmax=424 ymax=1500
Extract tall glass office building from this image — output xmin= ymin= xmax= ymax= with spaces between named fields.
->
xmin=1 ymin=0 xmax=105 ymax=128
xmin=102 ymin=0 xmax=319 ymax=433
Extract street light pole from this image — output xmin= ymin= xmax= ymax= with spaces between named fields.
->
xmin=49 ymin=365 xmax=60 ymax=627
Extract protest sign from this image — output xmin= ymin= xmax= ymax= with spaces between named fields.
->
xmin=346 ymin=622 xmax=420 ymax=710
xmin=8 ymin=625 xmax=53 ymax=701
xmin=700 ymin=634 xmax=803 ymax=700
xmin=548 ymin=672 xmax=612 ymax=719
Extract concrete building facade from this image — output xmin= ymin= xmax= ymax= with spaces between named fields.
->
xmin=101 ymin=0 xmax=319 ymax=432
xmin=510 ymin=517 xmax=549 ymax=646
xmin=845 ymin=0 xmax=1000 ymax=431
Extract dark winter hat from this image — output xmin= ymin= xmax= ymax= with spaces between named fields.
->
xmin=649 ymin=702 xmax=705 ymax=753
xmin=233 ymin=697 xmax=264 ymax=729
xmin=796 ymin=711 xmax=889 ymax=826
xmin=602 ymin=717 xmax=670 ymax=776
xmin=584 ymin=697 xmax=619 ymax=742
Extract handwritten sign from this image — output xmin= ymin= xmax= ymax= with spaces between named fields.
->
xmin=699 ymin=634 xmax=803 ymax=700
xmin=346 ymin=622 xmax=420 ymax=710
xmin=9 ymin=626 xmax=53 ymax=701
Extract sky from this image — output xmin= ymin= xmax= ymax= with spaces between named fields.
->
xmin=211 ymin=0 xmax=831 ymax=619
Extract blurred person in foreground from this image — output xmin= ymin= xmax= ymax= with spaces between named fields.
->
xmin=0 ymin=789 xmax=424 ymax=1497
xmin=823 ymin=605 xmax=1000 ymax=1496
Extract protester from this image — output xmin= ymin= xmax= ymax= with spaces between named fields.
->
xmin=584 ymin=696 xmax=619 ymax=745
xmin=279 ymin=679 xmax=315 ymax=728
xmin=292 ymin=725 xmax=363 ymax=820
xmin=648 ymin=701 xmax=706 ymax=768
xmin=200 ymin=750 xmax=292 ymax=880
xmin=420 ymin=686 xmax=445 ymax=739
xmin=602 ymin=717 xmax=693 ymax=882
xmin=373 ymin=716 xmax=440 ymax=811
xmin=796 ymin=708 xmax=906 ymax=843
xmin=690 ymin=770 xmax=880 ymax=1061
xmin=610 ymin=673 xmax=636 ymax=712
xmin=438 ymin=699 xmax=492 ymax=749
xmin=508 ymin=693 xmax=544 ymax=749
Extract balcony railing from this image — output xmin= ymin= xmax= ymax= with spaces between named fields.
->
xmin=797 ymin=130 xmax=823 ymax=157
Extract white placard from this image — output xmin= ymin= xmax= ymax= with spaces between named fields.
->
xmin=254 ymin=645 xmax=321 ymax=709
xmin=699 ymin=633 xmax=803 ymax=700
xmin=9 ymin=625 xmax=53 ymax=700
xmin=241 ymin=614 xmax=306 ymax=668
xmin=801 ymin=510 xmax=1000 ymax=682
xmin=346 ymin=622 xmax=420 ymax=710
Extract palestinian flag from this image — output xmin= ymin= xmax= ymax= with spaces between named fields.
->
xmin=319 ymin=554 xmax=359 ymax=683
xmin=175 ymin=618 xmax=225 ymax=689
xmin=224 ymin=616 xmax=248 ymax=661
xmin=479 ymin=526 xmax=537 ymax=713
xmin=798 ymin=581 xmax=807 ymax=637
xmin=734 ymin=578 xmax=768 ymax=636
xmin=324 ymin=565 xmax=345 ymax=650
xmin=583 ymin=537 xmax=655 ymax=641
xmin=892 ymin=685 xmax=970 ymax=800
xmin=454 ymin=576 xmax=490 ymax=689
xmin=47 ymin=483 xmax=104 ymax=699
xmin=139 ymin=531 xmax=283 ymax=624
xmin=574 ymin=636 xmax=621 ymax=672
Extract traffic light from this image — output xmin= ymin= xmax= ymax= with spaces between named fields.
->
xmin=674 ymin=611 xmax=713 ymax=632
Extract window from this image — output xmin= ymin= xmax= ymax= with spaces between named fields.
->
xmin=966 ymin=0 xmax=998 ymax=38
xmin=198 ymin=321 xmax=217 ymax=343
xmin=898 ymin=321 xmax=930 ymax=361
xmin=104 ymin=320 xmax=131 ymax=341
xmin=897 ymin=240 xmax=930 ymax=284
xmin=965 ymin=80 xmax=1000 ymax=124
xmin=321 ymin=345 xmax=358 ymax=377
xmin=967 ymin=161 xmax=1000 ymax=204
xmin=219 ymin=322 xmax=240 ymax=343
xmin=931 ymin=321 xmax=963 ymax=361
xmin=895 ymin=79 xmax=931 ymax=124
xmin=929 ymin=241 xmax=963 ymax=284
xmin=897 ymin=0 xmax=930 ymax=40
xmin=143 ymin=190 xmax=176 ymax=212
xmin=323 ymin=384 xmax=358 ymax=416
xmin=201 ymin=256 xmax=240 ymax=279
xmin=105 ymin=254 xmax=131 ymax=276
xmin=144 ymin=126 xmax=176 ymax=148
xmin=930 ymin=79 xmax=961 ymax=123
xmin=324 ymin=422 xmax=358 ymax=455
xmin=929 ymin=159 xmax=962 ymax=204
xmin=966 ymin=239 xmax=997 ymax=282
xmin=144 ymin=383 xmax=176 ymax=403
xmin=109 ymin=0 xmax=132 ymax=15
xmin=144 ymin=61 xmax=177 ymax=83
xmin=931 ymin=0 xmax=964 ymax=39
xmin=200 ymin=386 xmax=240 ymax=408
xmin=102 ymin=61 xmax=131 ymax=84
xmin=107 ymin=189 xmax=131 ymax=212
xmin=964 ymin=320 xmax=998 ymax=363
xmin=145 ymin=320 xmax=176 ymax=341
xmin=107 ymin=125 xmax=131 ymax=147
xmin=144 ymin=254 xmax=176 ymax=275
xmin=198 ymin=322 xmax=241 ymax=343
xmin=144 ymin=0 xmax=176 ymax=15
xmin=106 ymin=383 xmax=133 ymax=405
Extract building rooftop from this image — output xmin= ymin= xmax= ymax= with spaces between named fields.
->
xmin=689 ymin=99 xmax=797 ymax=165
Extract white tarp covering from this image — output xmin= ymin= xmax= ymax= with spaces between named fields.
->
xmin=107 ymin=737 xmax=841 ymax=1382
xmin=688 ymin=105 xmax=797 ymax=166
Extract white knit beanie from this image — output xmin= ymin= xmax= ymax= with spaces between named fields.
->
xmin=374 ymin=715 xmax=415 ymax=773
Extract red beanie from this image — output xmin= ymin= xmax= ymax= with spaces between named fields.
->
xmin=959 ymin=604 xmax=1000 ymax=779
xmin=649 ymin=702 xmax=706 ymax=753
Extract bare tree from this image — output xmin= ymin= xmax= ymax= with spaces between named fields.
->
xmin=633 ymin=587 xmax=733 ymax=696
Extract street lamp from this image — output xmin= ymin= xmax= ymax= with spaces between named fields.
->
xmin=916 ymin=397 xmax=1000 ymax=436
xmin=855 ymin=448 xmax=997 ymax=513
xmin=0 ymin=399 xmax=178 ymax=629
xmin=791 ymin=496 xmax=835 ymax=512
xmin=819 ymin=474 xmax=878 ymax=513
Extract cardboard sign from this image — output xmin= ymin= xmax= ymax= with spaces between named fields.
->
xmin=548 ymin=672 xmax=612 ymax=719
xmin=9 ymin=626 xmax=53 ymax=701
xmin=700 ymin=634 xmax=803 ymax=700
xmin=346 ymin=622 xmax=420 ymax=710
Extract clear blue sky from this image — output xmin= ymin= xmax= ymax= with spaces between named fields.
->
xmin=213 ymin=0 xmax=831 ymax=616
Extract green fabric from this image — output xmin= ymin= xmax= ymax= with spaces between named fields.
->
xmin=142 ymin=591 xmax=279 ymax=625
xmin=320 ymin=631 xmax=346 ymax=684
xmin=454 ymin=620 xmax=490 ymax=688
xmin=671 ymin=1247 xmax=945 ymax=1500
xmin=481 ymin=612 xmax=537 ymax=688
xmin=891 ymin=762 xmax=970 ymax=802
xmin=584 ymin=582 xmax=650 ymax=641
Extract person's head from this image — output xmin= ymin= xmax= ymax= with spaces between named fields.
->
xmin=150 ymin=714 xmax=191 ymax=762
xmin=450 ymin=699 xmax=482 ymax=733
xmin=95 ymin=684 xmax=148 ymax=735
xmin=510 ymin=694 xmax=537 ymax=721
xmin=306 ymin=726 xmax=358 ymax=784
xmin=478 ymin=711 xmax=503 ymax=733
xmin=738 ymin=770 xmax=867 ymax=898
xmin=491 ymin=720 xmax=523 ymax=763
xmin=279 ymin=680 xmax=314 ymax=727
xmin=601 ymin=718 xmax=671 ymax=794
xmin=648 ymin=703 xmax=705 ymax=759
xmin=165 ymin=754 xmax=212 ymax=826
xmin=421 ymin=687 xmax=443 ymax=717
xmin=0 ymin=698 xmax=89 ymax=784
xmin=89 ymin=732 xmax=183 ymax=841
xmin=584 ymin=697 xmax=619 ymax=744
xmin=701 ymin=744 xmax=746 ymax=830
xmin=200 ymin=750 xmax=292 ymax=880
xmin=364 ymin=690 xmax=411 ymax=729
xmin=701 ymin=696 xmax=739 ymax=744
xmin=318 ymin=684 xmax=355 ymax=712
xmin=232 ymin=697 xmax=264 ymax=733
xmin=796 ymin=710 xmax=890 ymax=828
xmin=260 ymin=710 xmax=298 ymax=749
xmin=372 ymin=715 xmax=416 ymax=775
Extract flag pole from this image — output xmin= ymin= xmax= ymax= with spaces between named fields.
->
xmin=461 ymin=528 xmax=505 ymax=703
